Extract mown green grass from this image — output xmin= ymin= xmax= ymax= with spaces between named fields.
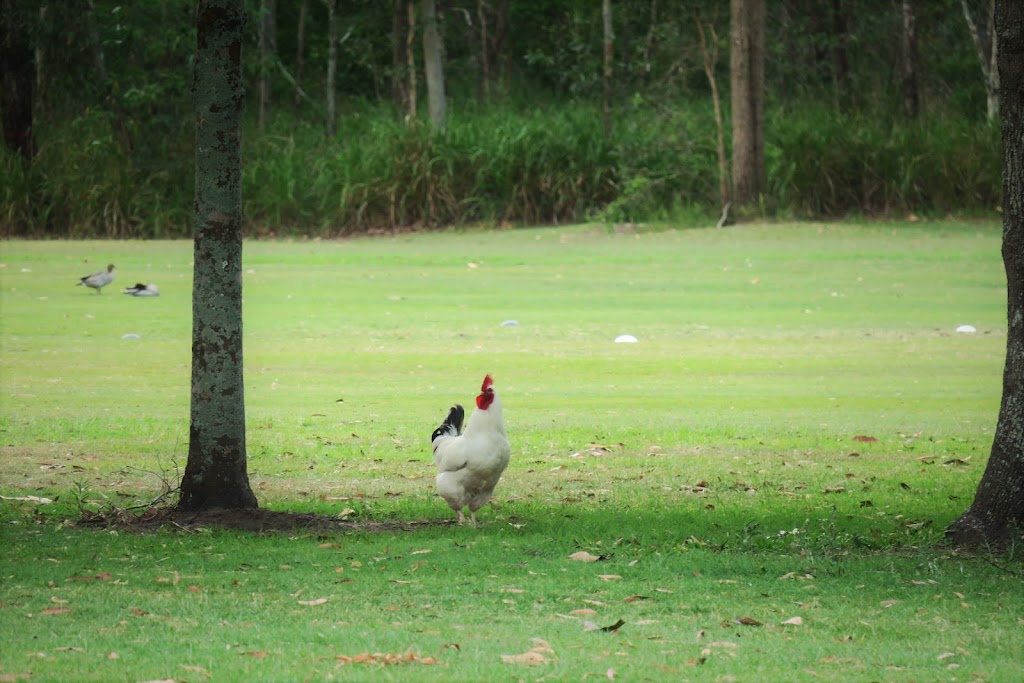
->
xmin=1 ymin=222 xmax=1020 ymax=682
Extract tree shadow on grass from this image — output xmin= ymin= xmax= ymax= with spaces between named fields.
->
xmin=79 ymin=506 xmax=455 ymax=534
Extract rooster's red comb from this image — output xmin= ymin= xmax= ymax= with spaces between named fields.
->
xmin=481 ymin=374 xmax=494 ymax=392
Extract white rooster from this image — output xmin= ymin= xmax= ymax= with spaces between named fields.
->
xmin=431 ymin=374 xmax=511 ymax=525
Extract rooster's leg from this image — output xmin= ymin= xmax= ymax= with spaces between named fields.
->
xmin=457 ymin=510 xmax=467 ymax=525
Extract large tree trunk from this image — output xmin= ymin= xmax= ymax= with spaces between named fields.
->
xmin=729 ymin=0 xmax=765 ymax=211
xmin=179 ymin=0 xmax=258 ymax=512
xmin=1 ymin=0 xmax=35 ymax=163
xmin=947 ymin=0 xmax=1024 ymax=546
xmin=421 ymin=0 xmax=446 ymax=131
xmin=901 ymin=0 xmax=919 ymax=119
xmin=602 ymin=0 xmax=614 ymax=142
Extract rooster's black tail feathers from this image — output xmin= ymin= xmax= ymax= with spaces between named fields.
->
xmin=431 ymin=404 xmax=465 ymax=442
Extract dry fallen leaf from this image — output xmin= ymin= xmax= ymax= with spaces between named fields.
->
xmin=569 ymin=551 xmax=601 ymax=562
xmin=623 ymin=595 xmax=649 ymax=602
xmin=335 ymin=652 xmax=439 ymax=665
xmin=853 ymin=435 xmax=878 ymax=443
xmin=597 ymin=574 xmax=622 ymax=581
xmin=0 ymin=495 xmax=53 ymax=504
xmin=39 ymin=607 xmax=72 ymax=616
xmin=241 ymin=651 xmax=268 ymax=659
xmin=570 ymin=608 xmax=597 ymax=616
xmin=737 ymin=616 xmax=763 ymax=627
xmin=500 ymin=639 xmax=555 ymax=666
xmin=298 ymin=598 xmax=328 ymax=606
xmin=782 ymin=616 xmax=804 ymax=626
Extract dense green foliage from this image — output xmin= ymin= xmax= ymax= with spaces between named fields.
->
xmin=0 ymin=1 xmax=1004 ymax=236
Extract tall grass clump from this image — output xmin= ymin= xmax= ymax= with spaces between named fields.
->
xmin=0 ymin=150 xmax=33 ymax=236
xmin=244 ymin=106 xmax=623 ymax=234
xmin=3 ymin=110 xmax=194 ymax=238
xmin=1 ymin=101 xmax=1003 ymax=237
xmin=768 ymin=104 xmax=1001 ymax=217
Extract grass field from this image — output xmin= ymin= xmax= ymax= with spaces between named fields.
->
xmin=1 ymin=222 xmax=1021 ymax=682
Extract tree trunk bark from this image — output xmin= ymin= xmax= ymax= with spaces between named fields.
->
xmin=1 ymin=0 xmax=35 ymax=163
xmin=179 ymin=0 xmax=258 ymax=512
xmin=326 ymin=0 xmax=339 ymax=138
xmin=422 ymin=0 xmax=446 ymax=131
xmin=901 ymin=0 xmax=919 ymax=119
xmin=729 ymin=0 xmax=765 ymax=210
xmin=947 ymin=0 xmax=1024 ymax=546
xmin=602 ymin=0 xmax=614 ymax=142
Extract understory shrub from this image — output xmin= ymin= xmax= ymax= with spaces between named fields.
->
xmin=0 ymin=102 xmax=1001 ymax=238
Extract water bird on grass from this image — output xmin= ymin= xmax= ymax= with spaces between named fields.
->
xmin=123 ymin=283 xmax=160 ymax=297
xmin=77 ymin=264 xmax=115 ymax=293
xmin=431 ymin=374 xmax=511 ymax=526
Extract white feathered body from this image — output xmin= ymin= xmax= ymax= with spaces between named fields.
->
xmin=432 ymin=392 xmax=510 ymax=524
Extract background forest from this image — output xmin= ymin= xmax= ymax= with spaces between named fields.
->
xmin=0 ymin=0 xmax=1004 ymax=237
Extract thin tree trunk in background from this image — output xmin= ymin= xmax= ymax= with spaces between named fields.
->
xmin=35 ymin=3 xmax=48 ymax=118
xmin=602 ymin=0 xmax=614 ymax=141
xmin=696 ymin=14 xmax=730 ymax=213
xmin=985 ymin=0 xmax=999 ymax=121
xmin=961 ymin=0 xmax=1000 ymax=122
xmin=832 ymin=0 xmax=849 ymax=99
xmin=1 ymin=0 xmax=34 ymax=163
xmin=407 ymin=1 xmax=417 ymax=121
xmin=84 ymin=0 xmax=107 ymax=84
xmin=257 ymin=0 xmax=275 ymax=129
xmin=294 ymin=0 xmax=307 ymax=108
xmin=422 ymin=0 xmax=446 ymax=131
xmin=392 ymin=0 xmax=410 ymax=115
xmin=478 ymin=0 xmax=490 ymax=101
xmin=179 ymin=0 xmax=257 ymax=512
xmin=948 ymin=0 xmax=1024 ymax=546
xmin=494 ymin=0 xmax=510 ymax=95
xmin=641 ymin=0 xmax=658 ymax=81
xmin=326 ymin=0 xmax=338 ymax=138
xmin=901 ymin=0 xmax=919 ymax=119
xmin=729 ymin=0 xmax=765 ymax=210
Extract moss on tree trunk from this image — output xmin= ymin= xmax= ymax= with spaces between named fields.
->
xmin=179 ymin=0 xmax=257 ymax=512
